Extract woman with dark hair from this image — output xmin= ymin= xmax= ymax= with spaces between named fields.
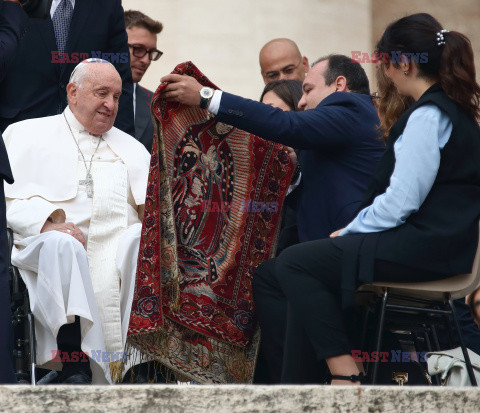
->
xmin=267 ymin=13 xmax=480 ymax=385
xmin=260 ymin=79 xmax=304 ymax=112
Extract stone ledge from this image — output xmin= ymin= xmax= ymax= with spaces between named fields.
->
xmin=1 ymin=385 xmax=480 ymax=413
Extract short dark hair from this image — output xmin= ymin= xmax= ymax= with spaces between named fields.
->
xmin=260 ymin=79 xmax=303 ymax=111
xmin=313 ymin=54 xmax=370 ymax=95
xmin=124 ymin=10 xmax=163 ymax=34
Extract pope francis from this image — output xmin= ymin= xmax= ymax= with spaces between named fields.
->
xmin=3 ymin=59 xmax=150 ymax=384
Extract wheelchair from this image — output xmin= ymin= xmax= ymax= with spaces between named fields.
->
xmin=7 ymin=228 xmax=38 ymax=384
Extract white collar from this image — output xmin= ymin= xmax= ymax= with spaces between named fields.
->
xmin=64 ymin=106 xmax=88 ymax=134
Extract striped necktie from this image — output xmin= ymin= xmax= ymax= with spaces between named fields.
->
xmin=52 ymin=0 xmax=74 ymax=113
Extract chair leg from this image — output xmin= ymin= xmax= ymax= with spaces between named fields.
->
xmin=372 ymin=290 xmax=388 ymax=384
xmin=422 ymin=325 xmax=440 ymax=385
xmin=27 ymin=312 xmax=36 ymax=386
xmin=448 ymin=299 xmax=477 ymax=386
xmin=423 ymin=325 xmax=433 ymax=353
xmin=430 ymin=324 xmax=441 ymax=351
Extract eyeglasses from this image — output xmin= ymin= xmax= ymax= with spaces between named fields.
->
xmin=128 ymin=44 xmax=163 ymax=61
xmin=370 ymin=92 xmax=382 ymax=108
xmin=264 ymin=60 xmax=303 ymax=82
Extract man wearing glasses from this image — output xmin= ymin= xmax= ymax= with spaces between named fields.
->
xmin=259 ymin=38 xmax=309 ymax=84
xmin=125 ymin=10 xmax=163 ymax=153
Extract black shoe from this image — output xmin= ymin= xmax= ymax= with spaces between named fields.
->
xmin=122 ymin=361 xmax=170 ymax=384
xmin=122 ymin=362 xmax=149 ymax=384
xmin=58 ymin=370 xmax=92 ymax=385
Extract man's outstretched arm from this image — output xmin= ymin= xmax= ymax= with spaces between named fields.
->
xmin=160 ymin=74 xmax=357 ymax=150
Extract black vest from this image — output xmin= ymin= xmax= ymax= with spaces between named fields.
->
xmin=334 ymin=84 xmax=480 ymax=304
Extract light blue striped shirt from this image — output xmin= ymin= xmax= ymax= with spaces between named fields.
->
xmin=340 ymin=104 xmax=452 ymax=236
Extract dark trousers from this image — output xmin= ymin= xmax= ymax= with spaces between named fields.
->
xmin=253 ymin=237 xmax=452 ymax=384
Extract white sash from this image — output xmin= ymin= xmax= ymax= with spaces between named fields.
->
xmin=86 ymin=161 xmax=128 ymax=356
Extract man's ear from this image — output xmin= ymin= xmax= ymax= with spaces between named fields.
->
xmin=334 ymin=76 xmax=348 ymax=92
xmin=261 ymin=70 xmax=268 ymax=85
xmin=66 ymin=83 xmax=77 ymax=105
xmin=302 ymin=56 xmax=309 ymax=73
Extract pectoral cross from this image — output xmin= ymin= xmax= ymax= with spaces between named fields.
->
xmin=79 ymin=173 xmax=94 ymax=198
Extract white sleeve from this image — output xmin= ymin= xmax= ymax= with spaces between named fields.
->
xmin=207 ymin=90 xmax=223 ymax=115
xmin=7 ymin=197 xmax=66 ymax=238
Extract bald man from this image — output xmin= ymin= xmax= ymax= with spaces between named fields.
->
xmin=259 ymin=38 xmax=310 ymax=84
xmin=4 ymin=59 xmax=150 ymax=384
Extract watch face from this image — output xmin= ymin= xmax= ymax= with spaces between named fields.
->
xmin=200 ymin=87 xmax=214 ymax=99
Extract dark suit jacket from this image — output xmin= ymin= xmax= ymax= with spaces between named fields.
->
xmin=0 ymin=0 xmax=27 ymax=384
xmin=216 ymin=91 xmax=384 ymax=242
xmin=0 ymin=0 xmax=134 ymax=136
xmin=135 ymin=84 xmax=154 ymax=153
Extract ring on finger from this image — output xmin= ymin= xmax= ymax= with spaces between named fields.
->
xmin=67 ymin=229 xmax=72 ymax=234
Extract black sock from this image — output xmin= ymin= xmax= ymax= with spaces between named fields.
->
xmin=56 ymin=316 xmax=91 ymax=377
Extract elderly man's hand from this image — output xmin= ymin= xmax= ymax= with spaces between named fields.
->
xmin=159 ymin=74 xmax=203 ymax=106
xmin=41 ymin=221 xmax=86 ymax=247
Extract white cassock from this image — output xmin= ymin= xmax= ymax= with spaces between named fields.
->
xmin=3 ymin=108 xmax=150 ymax=383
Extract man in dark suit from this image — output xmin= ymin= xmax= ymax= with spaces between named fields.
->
xmin=125 ymin=10 xmax=163 ymax=152
xmin=0 ymin=0 xmax=27 ymax=384
xmin=161 ymin=54 xmax=383 ymax=241
xmin=159 ymin=54 xmax=384 ymax=382
xmin=0 ymin=0 xmax=135 ymax=136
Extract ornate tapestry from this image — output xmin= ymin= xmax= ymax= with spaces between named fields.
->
xmin=126 ymin=62 xmax=294 ymax=383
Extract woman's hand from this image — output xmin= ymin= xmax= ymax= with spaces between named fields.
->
xmin=330 ymin=228 xmax=344 ymax=238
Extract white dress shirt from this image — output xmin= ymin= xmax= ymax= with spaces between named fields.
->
xmin=50 ymin=0 xmax=75 ymax=18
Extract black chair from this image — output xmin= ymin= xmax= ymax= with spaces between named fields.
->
xmin=357 ymin=222 xmax=480 ymax=386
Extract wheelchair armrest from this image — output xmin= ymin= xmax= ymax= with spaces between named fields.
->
xmin=7 ymin=228 xmax=25 ymax=302
xmin=7 ymin=227 xmax=13 ymax=254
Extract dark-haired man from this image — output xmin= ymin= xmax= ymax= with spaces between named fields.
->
xmin=159 ymin=54 xmax=384 ymax=383
xmin=259 ymin=38 xmax=309 ymax=84
xmin=125 ymin=10 xmax=163 ymax=152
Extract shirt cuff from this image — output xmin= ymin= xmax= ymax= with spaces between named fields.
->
xmin=287 ymin=172 xmax=301 ymax=196
xmin=208 ymin=90 xmax=222 ymax=115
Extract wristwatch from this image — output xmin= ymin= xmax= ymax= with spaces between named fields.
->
xmin=199 ymin=87 xmax=214 ymax=109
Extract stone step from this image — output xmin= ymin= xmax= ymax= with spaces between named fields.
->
xmin=1 ymin=385 xmax=480 ymax=413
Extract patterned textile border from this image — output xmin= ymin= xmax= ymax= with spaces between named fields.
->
xmin=126 ymin=62 xmax=294 ymax=383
